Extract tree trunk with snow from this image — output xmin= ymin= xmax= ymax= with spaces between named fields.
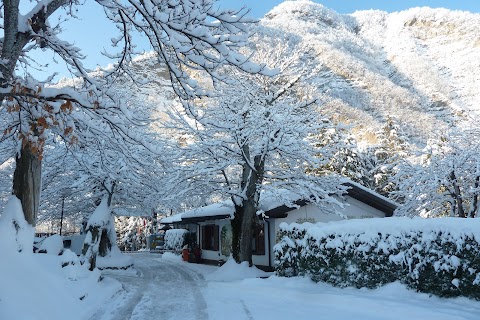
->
xmin=12 ymin=143 xmax=42 ymax=226
xmin=2 ymin=0 xmax=66 ymax=226
xmin=81 ymin=185 xmax=116 ymax=270
xmin=98 ymin=184 xmax=115 ymax=257
xmin=231 ymin=148 xmax=265 ymax=266
xmin=237 ymin=197 xmax=257 ymax=265
xmin=231 ymin=204 xmax=242 ymax=263
xmin=449 ymin=170 xmax=466 ymax=218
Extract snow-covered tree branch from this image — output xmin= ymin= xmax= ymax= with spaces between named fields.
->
xmin=162 ymin=28 xmax=348 ymax=264
xmin=0 ymin=0 xmax=265 ymax=227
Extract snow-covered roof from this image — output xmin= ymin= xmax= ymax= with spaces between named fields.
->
xmin=181 ymin=201 xmax=235 ymax=222
xmin=161 ymin=212 xmax=184 ymax=224
xmin=346 ymin=180 xmax=399 ymax=207
xmin=162 ymin=191 xmax=303 ymax=224
xmin=343 ymin=181 xmax=398 ymax=216
xmin=259 ymin=189 xmax=305 ymax=212
xmin=161 ymin=181 xmax=399 ymax=224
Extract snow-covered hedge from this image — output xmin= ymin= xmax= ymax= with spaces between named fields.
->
xmin=274 ymin=218 xmax=480 ymax=300
xmin=274 ymin=222 xmax=313 ymax=277
xmin=164 ymin=229 xmax=188 ymax=251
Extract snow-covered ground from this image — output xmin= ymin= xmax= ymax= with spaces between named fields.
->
xmin=2 ymin=251 xmax=480 ymax=319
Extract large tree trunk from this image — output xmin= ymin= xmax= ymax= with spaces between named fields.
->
xmin=12 ymin=143 xmax=42 ymax=226
xmin=231 ymin=147 xmax=265 ymax=266
xmin=82 ymin=183 xmax=116 ymax=270
xmin=98 ymin=187 xmax=115 ymax=256
xmin=237 ymin=197 xmax=257 ymax=265
xmin=231 ymin=204 xmax=243 ymax=263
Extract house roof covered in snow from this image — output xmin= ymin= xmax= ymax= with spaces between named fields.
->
xmin=343 ymin=181 xmax=397 ymax=217
xmin=160 ymin=181 xmax=398 ymax=224
xmin=180 ymin=201 xmax=234 ymax=223
xmin=161 ymin=212 xmax=184 ymax=224
xmin=263 ymin=182 xmax=398 ymax=218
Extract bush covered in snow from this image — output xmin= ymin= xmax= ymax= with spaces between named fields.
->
xmin=274 ymin=218 xmax=480 ymax=300
xmin=38 ymin=234 xmax=64 ymax=255
xmin=164 ymin=229 xmax=189 ymax=251
xmin=275 ymin=223 xmax=313 ymax=277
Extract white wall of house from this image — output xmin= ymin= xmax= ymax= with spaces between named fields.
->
xmin=267 ymin=196 xmax=386 ymax=267
xmin=192 ymin=196 xmax=387 ymax=268
xmin=342 ymin=196 xmax=386 ymax=219
xmin=197 ymin=219 xmax=230 ymax=263
xmin=275 ymin=196 xmax=385 ymax=226
xmin=197 ymin=219 xmax=270 ymax=267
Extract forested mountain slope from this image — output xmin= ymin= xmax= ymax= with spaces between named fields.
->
xmin=260 ymin=1 xmax=480 ymax=146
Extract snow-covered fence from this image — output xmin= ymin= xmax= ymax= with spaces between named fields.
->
xmin=164 ymin=229 xmax=189 ymax=251
xmin=274 ymin=218 xmax=480 ymax=300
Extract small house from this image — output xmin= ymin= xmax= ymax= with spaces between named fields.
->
xmin=161 ymin=181 xmax=398 ymax=270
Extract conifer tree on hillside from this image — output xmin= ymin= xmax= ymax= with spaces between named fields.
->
xmin=313 ymin=124 xmax=373 ymax=186
xmin=370 ymin=117 xmax=410 ymax=197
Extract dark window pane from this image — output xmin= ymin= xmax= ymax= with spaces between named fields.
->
xmin=252 ymin=223 xmax=265 ymax=255
xmin=201 ymin=224 xmax=220 ymax=251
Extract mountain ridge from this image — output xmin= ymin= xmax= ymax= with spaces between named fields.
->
xmin=260 ymin=1 xmax=480 ymax=147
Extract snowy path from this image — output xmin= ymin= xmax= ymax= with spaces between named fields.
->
xmin=90 ymin=254 xmax=208 ymax=320
xmin=90 ymin=253 xmax=480 ymax=320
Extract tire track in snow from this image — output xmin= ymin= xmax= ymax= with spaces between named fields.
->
xmin=168 ymin=263 xmax=208 ymax=320
xmin=241 ymin=300 xmax=254 ymax=320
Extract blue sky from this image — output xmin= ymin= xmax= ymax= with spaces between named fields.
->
xmin=31 ymin=0 xmax=480 ymax=80
xmin=222 ymin=0 xmax=480 ymax=16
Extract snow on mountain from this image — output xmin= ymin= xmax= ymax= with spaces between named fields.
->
xmin=260 ymin=1 xmax=480 ymax=145
xmin=94 ymin=1 xmax=480 ymax=148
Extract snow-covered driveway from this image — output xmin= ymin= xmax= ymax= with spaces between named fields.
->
xmin=91 ymin=254 xmax=208 ymax=320
xmin=92 ymin=253 xmax=480 ymax=320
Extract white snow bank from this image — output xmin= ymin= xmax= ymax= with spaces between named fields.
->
xmin=39 ymin=234 xmax=64 ymax=255
xmin=223 ymin=276 xmax=480 ymax=320
xmin=0 ymin=248 xmax=122 ymax=320
xmin=0 ymin=196 xmax=34 ymax=253
xmin=162 ymin=251 xmax=183 ymax=261
xmin=0 ymin=197 xmax=122 ymax=320
xmin=206 ymin=257 xmax=271 ymax=282
xmin=96 ymin=246 xmax=134 ymax=270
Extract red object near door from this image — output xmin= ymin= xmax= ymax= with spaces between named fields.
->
xmin=182 ymin=248 xmax=189 ymax=261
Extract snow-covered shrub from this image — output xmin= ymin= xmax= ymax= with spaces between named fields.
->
xmin=300 ymin=228 xmax=405 ymax=289
xmin=164 ymin=229 xmax=188 ymax=251
xmin=96 ymin=246 xmax=134 ymax=270
xmin=38 ymin=234 xmax=64 ymax=255
xmin=275 ymin=223 xmax=312 ymax=277
xmin=274 ymin=218 xmax=480 ymax=300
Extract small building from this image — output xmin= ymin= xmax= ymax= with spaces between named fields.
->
xmin=161 ymin=181 xmax=398 ymax=270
